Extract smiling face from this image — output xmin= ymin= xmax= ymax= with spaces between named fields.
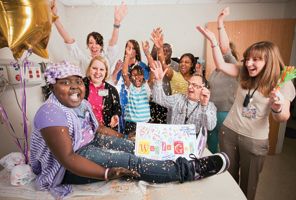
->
xmin=89 ymin=59 xmax=107 ymax=85
xmin=88 ymin=36 xmax=102 ymax=58
xmin=130 ymin=66 xmax=144 ymax=87
xmin=52 ymin=76 xmax=85 ymax=108
xmin=179 ymin=56 xmax=193 ymax=75
xmin=125 ymin=41 xmax=137 ymax=60
xmin=241 ymin=41 xmax=284 ymax=96
xmin=187 ymin=75 xmax=204 ymax=101
xmin=245 ymin=56 xmax=266 ymax=77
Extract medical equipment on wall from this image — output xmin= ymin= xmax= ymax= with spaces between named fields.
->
xmin=0 ymin=61 xmax=43 ymax=85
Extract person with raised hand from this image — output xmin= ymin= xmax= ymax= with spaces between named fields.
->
xmin=111 ymin=39 xmax=149 ymax=133
xmin=30 ymin=61 xmax=230 ymax=199
xmin=121 ymin=44 xmax=152 ymax=136
xmin=207 ymin=7 xmax=239 ymax=154
xmin=151 ymin=28 xmax=195 ymax=95
xmin=151 ymin=61 xmax=217 ymax=133
xmin=51 ymin=0 xmax=127 ymax=76
xmin=197 ymin=25 xmax=295 ymax=200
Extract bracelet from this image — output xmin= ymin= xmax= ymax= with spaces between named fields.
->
xmin=211 ymin=43 xmax=218 ymax=48
xmin=271 ymin=107 xmax=282 ymax=114
xmin=113 ymin=24 xmax=120 ymax=29
xmin=104 ymin=168 xmax=109 ymax=181
xmin=217 ymin=26 xmax=224 ymax=30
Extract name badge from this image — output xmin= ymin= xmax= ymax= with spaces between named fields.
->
xmin=98 ymin=89 xmax=109 ymax=96
xmin=242 ymin=104 xmax=257 ymax=119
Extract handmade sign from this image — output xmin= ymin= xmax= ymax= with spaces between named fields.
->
xmin=135 ymin=122 xmax=197 ymax=160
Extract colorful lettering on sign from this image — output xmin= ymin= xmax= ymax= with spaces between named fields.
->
xmin=167 ymin=145 xmax=171 ymax=151
xmin=162 ymin=142 xmax=166 ymax=151
xmin=155 ymin=146 xmax=160 ymax=154
xmin=138 ymin=140 xmax=150 ymax=155
xmin=174 ymin=141 xmax=184 ymax=154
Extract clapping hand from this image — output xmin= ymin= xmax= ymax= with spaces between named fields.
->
xmin=219 ymin=7 xmax=230 ymax=20
xmin=50 ymin=0 xmax=57 ymax=16
xmin=114 ymin=60 xmax=123 ymax=72
xmin=141 ymin=40 xmax=150 ymax=55
xmin=150 ymin=61 xmax=167 ymax=81
xmin=196 ymin=26 xmax=218 ymax=46
xmin=200 ymin=87 xmax=210 ymax=106
xmin=114 ymin=1 xmax=128 ymax=25
xmin=151 ymin=28 xmax=164 ymax=49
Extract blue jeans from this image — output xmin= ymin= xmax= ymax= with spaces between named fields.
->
xmin=207 ymin=112 xmax=228 ymax=153
xmin=62 ymin=134 xmax=194 ymax=184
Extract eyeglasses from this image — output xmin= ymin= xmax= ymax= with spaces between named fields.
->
xmin=188 ymin=81 xmax=203 ymax=89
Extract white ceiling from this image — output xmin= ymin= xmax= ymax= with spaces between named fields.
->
xmin=58 ymin=0 xmax=291 ymax=6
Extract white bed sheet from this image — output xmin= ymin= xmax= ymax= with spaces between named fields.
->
xmin=0 ymin=149 xmax=247 ymax=200
xmin=0 ymin=169 xmax=247 ymax=200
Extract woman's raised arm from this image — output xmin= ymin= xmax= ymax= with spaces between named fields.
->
xmin=196 ymin=26 xmax=239 ymax=77
xmin=51 ymin=0 xmax=74 ymax=44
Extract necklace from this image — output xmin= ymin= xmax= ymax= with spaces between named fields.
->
xmin=184 ymin=100 xmax=199 ymax=124
xmin=243 ymin=86 xmax=258 ymax=107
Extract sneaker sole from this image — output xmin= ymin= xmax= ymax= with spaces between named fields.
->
xmin=215 ymin=152 xmax=230 ymax=174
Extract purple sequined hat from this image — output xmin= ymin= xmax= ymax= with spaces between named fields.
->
xmin=44 ymin=61 xmax=83 ymax=84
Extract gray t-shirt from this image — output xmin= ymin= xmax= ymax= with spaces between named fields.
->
xmin=209 ymin=51 xmax=238 ymax=112
xmin=162 ymin=59 xmax=179 ymax=95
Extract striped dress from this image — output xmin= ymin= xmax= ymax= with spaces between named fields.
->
xmin=125 ymin=83 xmax=151 ymax=123
xmin=30 ymin=94 xmax=98 ymax=198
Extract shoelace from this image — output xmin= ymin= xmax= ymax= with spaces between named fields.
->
xmin=189 ymin=153 xmax=212 ymax=179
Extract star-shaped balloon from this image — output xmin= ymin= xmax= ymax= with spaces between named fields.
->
xmin=0 ymin=0 xmax=52 ymax=59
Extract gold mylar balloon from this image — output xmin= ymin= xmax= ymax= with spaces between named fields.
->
xmin=0 ymin=0 xmax=52 ymax=59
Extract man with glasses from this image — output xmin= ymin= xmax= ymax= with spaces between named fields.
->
xmin=151 ymin=61 xmax=217 ymax=134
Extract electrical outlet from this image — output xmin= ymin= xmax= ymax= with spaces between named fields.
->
xmin=0 ymin=65 xmax=8 ymax=88
xmin=6 ymin=64 xmax=24 ymax=85
xmin=6 ymin=62 xmax=42 ymax=85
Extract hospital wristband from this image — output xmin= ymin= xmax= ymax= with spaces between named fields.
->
xmin=104 ymin=168 xmax=109 ymax=181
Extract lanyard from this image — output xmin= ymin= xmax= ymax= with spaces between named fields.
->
xmin=243 ymin=86 xmax=258 ymax=107
xmin=184 ymin=101 xmax=199 ymax=124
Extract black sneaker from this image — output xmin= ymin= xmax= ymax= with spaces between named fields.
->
xmin=190 ymin=152 xmax=230 ymax=180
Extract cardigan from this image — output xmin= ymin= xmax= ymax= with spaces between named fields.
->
xmin=83 ymin=77 xmax=121 ymax=130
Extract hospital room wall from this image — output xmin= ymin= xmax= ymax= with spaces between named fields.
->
xmin=0 ymin=1 xmax=295 ymax=166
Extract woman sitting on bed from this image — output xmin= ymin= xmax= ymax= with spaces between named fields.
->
xmin=30 ymin=61 xmax=230 ymax=199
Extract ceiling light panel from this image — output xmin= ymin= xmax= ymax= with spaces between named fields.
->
xmin=58 ymin=0 xmax=93 ymax=6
